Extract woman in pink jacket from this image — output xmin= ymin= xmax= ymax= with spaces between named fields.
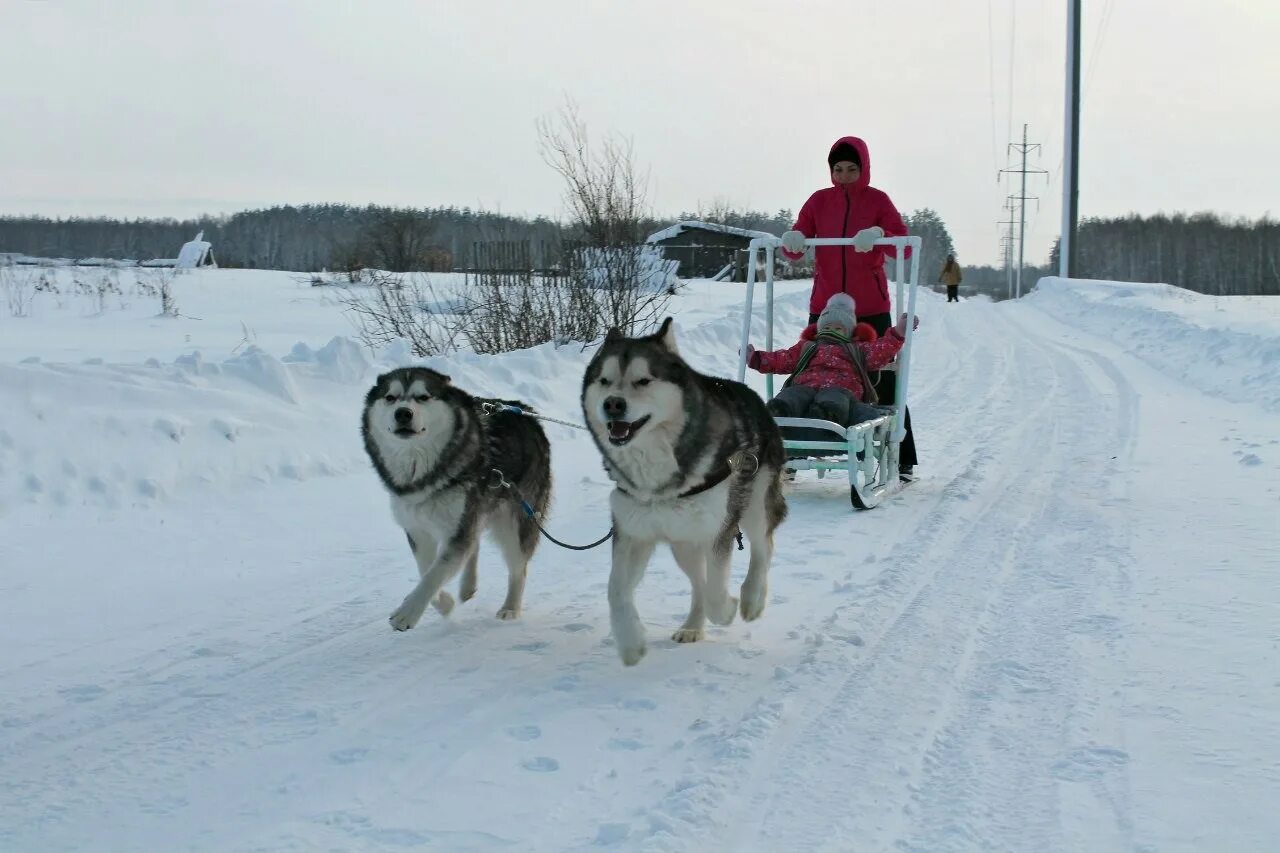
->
xmin=778 ymin=137 xmax=919 ymax=479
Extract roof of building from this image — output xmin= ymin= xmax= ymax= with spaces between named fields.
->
xmin=644 ymin=220 xmax=776 ymax=244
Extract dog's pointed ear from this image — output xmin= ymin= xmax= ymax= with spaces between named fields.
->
xmin=656 ymin=317 xmax=678 ymax=354
xmin=369 ymin=372 xmax=392 ymax=401
xmin=426 ymin=370 xmax=452 ymax=393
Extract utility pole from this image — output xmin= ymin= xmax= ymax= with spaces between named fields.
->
xmin=1060 ymin=0 xmax=1082 ymax=278
xmin=998 ymin=200 xmax=1019 ymax=300
xmin=1001 ymin=124 xmax=1048 ymax=298
xmin=998 ymin=232 xmax=1015 ymax=300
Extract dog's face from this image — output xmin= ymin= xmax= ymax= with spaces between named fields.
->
xmin=364 ymin=367 xmax=455 ymax=446
xmin=582 ymin=318 xmax=687 ymax=448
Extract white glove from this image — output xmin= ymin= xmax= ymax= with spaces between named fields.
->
xmin=852 ymin=226 xmax=884 ymax=252
xmin=781 ymin=230 xmax=807 ymax=253
xmin=893 ymin=312 xmax=920 ymax=336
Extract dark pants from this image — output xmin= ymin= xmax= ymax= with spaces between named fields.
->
xmin=768 ymin=385 xmax=891 ymax=460
xmin=947 ymin=285 xmax=959 ymax=302
xmin=808 ymin=310 xmax=918 ymax=468
xmin=768 ymin=384 xmax=858 ymax=424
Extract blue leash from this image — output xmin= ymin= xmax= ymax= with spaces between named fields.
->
xmin=488 ymin=468 xmax=614 ymax=551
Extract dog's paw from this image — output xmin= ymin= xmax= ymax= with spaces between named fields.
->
xmin=460 ymin=582 xmax=477 ymax=603
xmin=389 ymin=596 xmax=427 ymax=631
xmin=618 ymin=643 xmax=647 ymax=666
xmin=739 ymin=588 xmax=766 ymax=622
xmin=495 ymin=607 xmax=521 ymax=621
xmin=432 ymin=590 xmax=455 ymax=616
xmin=708 ymin=596 xmax=739 ymax=626
xmin=671 ymin=627 xmax=704 ymax=644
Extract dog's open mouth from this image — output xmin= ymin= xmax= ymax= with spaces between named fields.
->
xmin=606 ymin=416 xmax=650 ymax=446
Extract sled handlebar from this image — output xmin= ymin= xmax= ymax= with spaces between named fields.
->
xmin=752 ymin=235 xmax=921 ymax=251
xmin=787 ymin=236 xmax=919 ymax=250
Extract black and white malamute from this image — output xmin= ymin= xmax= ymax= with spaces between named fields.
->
xmin=362 ymin=367 xmax=552 ymax=631
xmin=581 ymin=319 xmax=788 ymax=665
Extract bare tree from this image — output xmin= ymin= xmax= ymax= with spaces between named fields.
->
xmin=536 ymin=100 xmax=675 ymax=335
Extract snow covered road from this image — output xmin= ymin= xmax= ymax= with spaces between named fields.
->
xmin=2 ymin=272 xmax=1277 ymax=851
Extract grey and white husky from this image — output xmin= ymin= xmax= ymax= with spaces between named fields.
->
xmin=362 ymin=367 xmax=552 ymax=630
xmin=581 ymin=319 xmax=788 ymax=665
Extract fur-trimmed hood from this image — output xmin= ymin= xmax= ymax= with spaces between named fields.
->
xmin=800 ymin=322 xmax=879 ymax=343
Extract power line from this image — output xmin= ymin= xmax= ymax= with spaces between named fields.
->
xmin=1006 ymin=0 xmax=1017 ymax=149
xmin=987 ymin=0 xmax=1001 ymax=173
xmin=1083 ymin=0 xmax=1118 ymax=102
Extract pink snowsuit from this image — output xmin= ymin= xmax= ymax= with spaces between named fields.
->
xmin=749 ymin=323 xmax=904 ymax=403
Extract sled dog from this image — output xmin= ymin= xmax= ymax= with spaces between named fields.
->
xmin=362 ymin=367 xmax=551 ymax=630
xmin=581 ymin=319 xmax=788 ymax=665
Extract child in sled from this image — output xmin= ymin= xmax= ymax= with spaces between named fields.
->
xmin=746 ymin=292 xmax=915 ymax=428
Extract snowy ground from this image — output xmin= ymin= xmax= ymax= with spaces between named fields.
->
xmin=2 ymin=268 xmax=1277 ymax=852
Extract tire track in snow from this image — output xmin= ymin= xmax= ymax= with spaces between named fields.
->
xmin=738 ymin=320 xmax=1077 ymax=852
xmin=620 ymin=304 xmax=1063 ymax=851
xmin=618 ymin=301 xmax=1143 ymax=852
xmin=891 ymin=326 xmax=1140 ymax=852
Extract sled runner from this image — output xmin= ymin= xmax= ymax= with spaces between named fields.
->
xmin=736 ymin=235 xmax=923 ymax=509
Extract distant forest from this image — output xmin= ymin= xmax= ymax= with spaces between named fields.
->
xmin=0 ymin=205 xmax=567 ymax=273
xmin=2 ymin=206 xmax=1275 ymax=296
xmin=1051 ymin=213 xmax=1280 ymax=296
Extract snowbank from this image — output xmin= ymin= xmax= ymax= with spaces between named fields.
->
xmin=1028 ymin=276 xmax=1280 ymax=412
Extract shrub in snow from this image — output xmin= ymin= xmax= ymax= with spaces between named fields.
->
xmin=336 ymin=270 xmax=457 ymax=358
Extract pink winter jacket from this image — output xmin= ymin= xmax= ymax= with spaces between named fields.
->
xmin=782 ymin=136 xmax=910 ymax=317
xmin=749 ymin=324 xmax=904 ymax=400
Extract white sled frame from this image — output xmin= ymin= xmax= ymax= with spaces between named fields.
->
xmin=736 ymin=235 xmax=923 ymax=509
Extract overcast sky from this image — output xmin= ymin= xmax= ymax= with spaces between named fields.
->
xmin=2 ymin=0 xmax=1278 ymax=267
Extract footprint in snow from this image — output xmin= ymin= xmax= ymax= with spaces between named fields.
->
xmin=506 ymin=725 xmax=541 ymax=742
xmin=1051 ymin=746 xmax=1129 ymax=781
xmin=594 ymin=823 xmax=631 ymax=845
xmin=620 ymin=698 xmax=657 ymax=711
xmin=521 ymin=756 xmax=559 ymax=772
xmin=154 ymin=417 xmax=185 ymax=442
xmin=607 ymin=738 xmax=645 ymax=751
xmin=59 ymin=684 xmax=106 ymax=703
xmin=330 ymin=747 xmax=369 ymax=765
xmin=552 ymin=675 xmax=579 ymax=692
